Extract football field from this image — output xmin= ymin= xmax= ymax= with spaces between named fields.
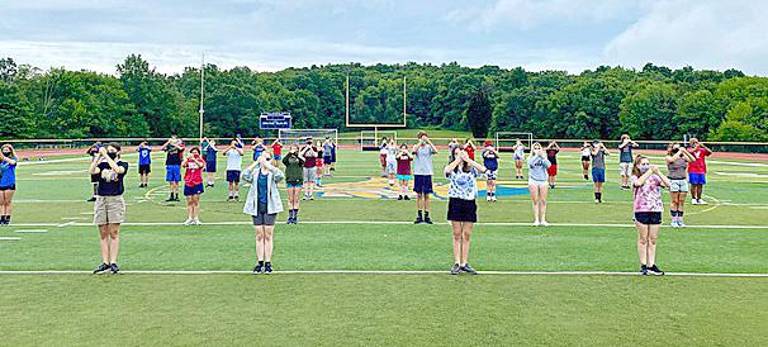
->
xmin=2 ymin=148 xmax=767 ymax=345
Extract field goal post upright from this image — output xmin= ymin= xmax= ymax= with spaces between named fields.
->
xmin=495 ymin=132 xmax=533 ymax=152
xmin=360 ymin=130 xmax=398 ymax=151
xmin=345 ymin=73 xmax=408 ymax=151
xmin=278 ymin=129 xmax=338 ymax=146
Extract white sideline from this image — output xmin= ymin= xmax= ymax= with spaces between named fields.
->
xmin=0 ymin=270 xmax=766 ymax=277
xmin=5 ymin=221 xmax=768 ymax=229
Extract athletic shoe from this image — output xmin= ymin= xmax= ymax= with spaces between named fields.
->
xmin=584 ymin=175 xmax=589 ymax=180
xmin=461 ymin=264 xmax=478 ymax=275
xmin=235 ymin=195 xmax=240 ymax=201
xmin=492 ymin=196 xmax=498 ymax=202
xmin=640 ymin=264 xmax=648 ymax=276
xmin=183 ymin=218 xmax=194 ymax=226
xmin=193 ymin=219 xmax=202 ymax=225
xmin=450 ymin=263 xmax=462 ymax=275
xmin=310 ymin=196 xmax=315 ymax=200
xmin=677 ymin=221 xmax=686 ymax=228
xmin=110 ymin=263 xmax=120 ymax=274
xmin=691 ymin=199 xmax=699 ymax=205
xmin=87 ymin=197 xmax=97 ymax=202
xmin=647 ymin=265 xmax=665 ymax=276
xmin=595 ymin=199 xmax=600 ymax=204
xmin=397 ymin=195 xmax=403 ymax=200
xmin=253 ymin=263 xmax=264 ymax=275
xmin=424 ymin=217 xmax=433 ymax=224
xmin=264 ymin=263 xmax=273 ymax=274
xmin=93 ymin=263 xmax=110 ymax=274
xmin=404 ymin=195 xmax=410 ymax=200
xmin=698 ymin=199 xmax=707 ymax=205
xmin=486 ymin=195 xmax=492 ymax=202
xmin=227 ymin=196 xmax=233 ymax=201
xmin=540 ymin=221 xmax=550 ymax=227
xmin=414 ymin=216 xmax=424 ymax=224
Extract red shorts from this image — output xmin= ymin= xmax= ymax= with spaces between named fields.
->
xmin=547 ymin=164 xmax=558 ymax=177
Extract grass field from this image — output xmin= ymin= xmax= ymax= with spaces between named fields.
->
xmin=2 ymin=148 xmax=767 ymax=345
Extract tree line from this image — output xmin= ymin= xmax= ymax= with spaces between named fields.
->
xmin=1 ymin=55 xmax=766 ymax=142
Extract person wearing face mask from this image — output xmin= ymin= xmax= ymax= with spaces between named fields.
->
xmin=385 ymin=138 xmax=398 ymax=186
xmin=665 ymin=142 xmax=695 ymax=228
xmin=412 ymin=131 xmax=438 ymax=224
xmin=481 ymin=140 xmax=500 ymax=202
xmin=631 ymin=155 xmax=671 ymax=276
xmin=224 ymin=139 xmax=244 ymax=202
xmin=182 ymin=147 xmax=206 ymax=225
xmin=618 ymin=134 xmax=639 ymax=190
xmin=201 ymin=137 xmax=218 ymax=188
xmin=445 ymin=147 xmax=488 ymax=275
xmin=243 ymin=152 xmax=285 ymax=274
xmin=580 ymin=141 xmax=592 ymax=180
xmin=512 ymin=140 xmax=526 ymax=180
xmin=0 ymin=144 xmax=18 ymax=225
xmin=282 ymin=144 xmax=305 ymax=224
xmin=528 ymin=142 xmax=552 ymax=226
xmin=136 ymin=141 xmax=152 ymax=188
xmin=86 ymin=141 xmax=103 ymax=202
xmin=162 ymin=135 xmax=185 ymax=202
xmin=90 ymin=143 xmax=128 ymax=274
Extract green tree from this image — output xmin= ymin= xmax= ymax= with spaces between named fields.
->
xmin=466 ymin=87 xmax=492 ymax=138
xmin=619 ymin=82 xmax=680 ymax=139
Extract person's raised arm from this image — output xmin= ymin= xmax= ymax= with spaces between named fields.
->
xmin=99 ymin=147 xmax=125 ymax=174
xmin=652 ymin=166 xmax=671 ymax=188
xmin=444 ymin=157 xmax=462 ymax=176
xmin=0 ymin=152 xmax=16 ymax=166
xmin=680 ymin=148 xmax=696 ymax=162
xmin=464 ymin=154 xmax=487 ymax=173
xmin=89 ymin=152 xmax=101 ymax=175
xmin=633 ymin=166 xmax=655 ymax=187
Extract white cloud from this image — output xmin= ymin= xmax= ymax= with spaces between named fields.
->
xmin=603 ymin=0 xmax=768 ymax=74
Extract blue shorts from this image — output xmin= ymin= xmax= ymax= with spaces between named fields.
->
xmin=166 ymin=165 xmax=181 ymax=182
xmin=274 ymin=154 xmax=282 ymax=161
xmin=287 ymin=181 xmax=303 ymax=189
xmin=184 ymin=183 xmax=204 ymax=196
xmin=689 ymin=173 xmax=707 ymax=185
xmin=397 ymin=174 xmax=412 ymax=181
xmin=323 ymin=156 xmax=333 ymax=165
xmin=205 ymin=160 xmax=216 ymax=173
xmin=413 ymin=175 xmax=433 ymax=194
xmin=226 ymin=170 xmax=241 ymax=183
xmin=592 ymin=168 xmax=606 ymax=183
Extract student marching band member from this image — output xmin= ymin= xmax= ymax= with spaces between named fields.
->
xmin=445 ymin=146 xmax=487 ymax=275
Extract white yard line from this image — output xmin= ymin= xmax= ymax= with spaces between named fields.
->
xmin=5 ymin=220 xmax=768 ymax=229
xmin=0 ymin=270 xmax=766 ymax=277
xmin=14 ymin=229 xmax=48 ymax=233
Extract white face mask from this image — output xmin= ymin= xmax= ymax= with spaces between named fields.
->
xmin=639 ymin=163 xmax=651 ymax=173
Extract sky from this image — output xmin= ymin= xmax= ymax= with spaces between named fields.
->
xmin=1 ymin=0 xmax=767 ymax=75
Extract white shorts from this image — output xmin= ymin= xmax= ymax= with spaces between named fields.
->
xmin=619 ymin=162 xmax=632 ymax=177
xmin=485 ymin=170 xmax=498 ymax=180
xmin=528 ymin=179 xmax=548 ymax=187
xmin=386 ymin=161 xmax=397 ymax=174
xmin=669 ymin=179 xmax=689 ymax=193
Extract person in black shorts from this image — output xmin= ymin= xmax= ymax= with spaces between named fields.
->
xmin=631 ymin=155 xmax=671 ymax=276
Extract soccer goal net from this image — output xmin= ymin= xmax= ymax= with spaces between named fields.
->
xmin=495 ymin=132 xmax=533 ymax=153
xmin=278 ymin=129 xmax=338 ymax=145
xmin=360 ymin=130 xmax=398 ymax=151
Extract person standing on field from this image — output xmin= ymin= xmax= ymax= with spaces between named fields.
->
xmin=90 ymin=143 xmax=128 ymax=275
xmin=136 ymin=141 xmax=152 ymax=188
xmin=0 ymin=144 xmax=18 ymax=225
xmin=666 ymin=142 xmax=695 ymax=228
xmin=687 ymin=138 xmax=713 ymax=205
xmin=412 ymin=131 xmax=438 ymax=224
xmin=481 ymin=140 xmax=500 ymax=202
xmin=182 ymin=147 xmax=206 ymax=225
xmin=631 ymin=155 xmax=670 ymax=276
xmin=224 ymin=139 xmax=244 ymax=202
xmin=591 ymin=140 xmax=610 ymax=203
xmin=243 ymin=152 xmax=285 ymax=274
xmin=445 ymin=146 xmax=487 ymax=275
xmin=528 ymin=143 xmax=552 ymax=226
xmin=545 ymin=141 xmax=560 ymax=189
xmin=162 ymin=135 xmax=185 ymax=202
xmin=282 ymin=144 xmax=305 ymax=224
xmin=618 ymin=134 xmax=638 ymax=190
xmin=201 ymin=137 xmax=218 ymax=188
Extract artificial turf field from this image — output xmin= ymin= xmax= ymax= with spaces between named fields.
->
xmin=2 ymin=147 xmax=767 ymax=346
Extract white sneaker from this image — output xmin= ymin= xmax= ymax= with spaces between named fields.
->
xmin=540 ymin=221 xmax=550 ymax=227
xmin=533 ymin=220 xmax=541 ymax=227
xmin=698 ymin=199 xmax=708 ymax=205
xmin=486 ymin=195 xmax=492 ymax=202
xmin=492 ymin=196 xmax=498 ymax=202
xmin=691 ymin=199 xmax=699 ymax=205
xmin=193 ymin=219 xmax=202 ymax=225
xmin=183 ymin=218 xmax=194 ymax=226
xmin=677 ymin=221 xmax=686 ymax=228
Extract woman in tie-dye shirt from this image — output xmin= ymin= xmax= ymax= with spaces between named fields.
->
xmin=631 ymin=155 xmax=671 ymax=276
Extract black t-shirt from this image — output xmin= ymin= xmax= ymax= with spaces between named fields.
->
xmin=165 ymin=144 xmax=184 ymax=165
xmin=97 ymin=161 xmax=129 ymax=196
xmin=546 ymin=149 xmax=559 ymax=165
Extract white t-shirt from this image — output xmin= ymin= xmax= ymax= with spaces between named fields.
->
xmin=226 ymin=149 xmax=243 ymax=171
xmin=446 ymin=168 xmax=480 ymax=200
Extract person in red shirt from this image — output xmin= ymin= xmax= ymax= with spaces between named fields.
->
xmin=396 ymin=143 xmax=413 ymax=200
xmin=271 ymin=139 xmax=283 ymax=166
xmin=300 ymin=139 xmax=317 ymax=200
xmin=687 ymin=138 xmax=713 ymax=205
xmin=182 ymin=147 xmax=206 ymax=225
xmin=463 ymin=139 xmax=477 ymax=161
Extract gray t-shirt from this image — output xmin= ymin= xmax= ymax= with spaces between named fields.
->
xmin=226 ymin=149 xmax=243 ymax=171
xmin=528 ymin=155 xmax=551 ymax=182
xmin=619 ymin=144 xmax=634 ymax=163
xmin=592 ymin=150 xmax=606 ymax=169
xmin=323 ymin=142 xmax=334 ymax=157
xmin=667 ymin=157 xmax=688 ymax=180
xmin=413 ymin=144 xmax=437 ymax=176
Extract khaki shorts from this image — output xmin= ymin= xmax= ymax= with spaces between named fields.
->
xmin=93 ymin=196 xmax=126 ymax=225
xmin=619 ymin=162 xmax=632 ymax=177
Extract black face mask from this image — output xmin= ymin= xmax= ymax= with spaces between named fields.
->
xmin=1 ymin=151 xmax=10 ymax=156
xmin=107 ymin=152 xmax=118 ymax=160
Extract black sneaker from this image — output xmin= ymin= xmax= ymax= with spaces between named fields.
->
xmin=397 ymin=195 xmax=403 ymax=200
xmin=253 ymin=263 xmax=264 ymax=275
xmin=450 ymin=263 xmax=461 ymax=275
xmin=264 ymin=263 xmax=273 ymax=274
xmin=424 ymin=217 xmax=433 ymax=224
xmin=87 ymin=197 xmax=97 ymax=202
xmin=93 ymin=263 xmax=110 ymax=274
xmin=165 ymin=196 xmax=175 ymax=202
xmin=640 ymin=264 xmax=648 ymax=276
xmin=404 ymin=195 xmax=410 ymax=200
xmin=414 ymin=216 xmax=424 ymax=224
xmin=647 ymin=265 xmax=665 ymax=276
xmin=109 ymin=263 xmax=120 ymax=274
xmin=461 ymin=264 xmax=478 ymax=275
